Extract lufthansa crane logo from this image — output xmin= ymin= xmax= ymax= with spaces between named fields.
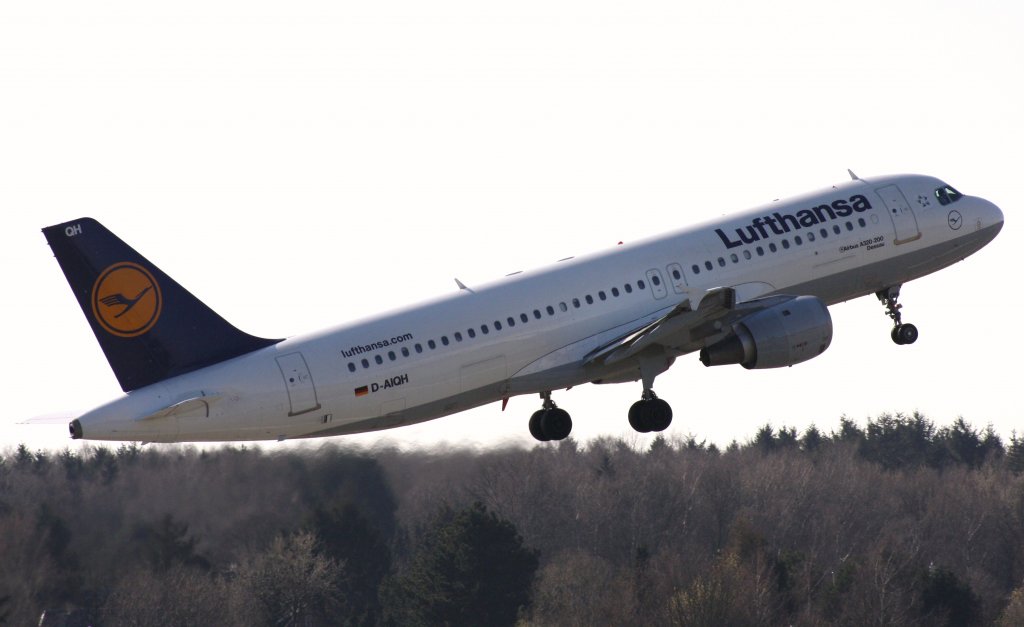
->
xmin=91 ymin=263 xmax=162 ymax=337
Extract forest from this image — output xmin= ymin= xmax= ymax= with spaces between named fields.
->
xmin=4 ymin=412 xmax=1024 ymax=626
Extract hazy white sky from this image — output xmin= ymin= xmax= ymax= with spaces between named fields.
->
xmin=2 ymin=0 xmax=1021 ymax=452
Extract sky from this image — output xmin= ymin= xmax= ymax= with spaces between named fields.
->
xmin=2 ymin=0 xmax=1021 ymax=453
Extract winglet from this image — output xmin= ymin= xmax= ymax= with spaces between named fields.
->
xmin=848 ymin=169 xmax=860 ymax=181
xmin=43 ymin=218 xmax=281 ymax=392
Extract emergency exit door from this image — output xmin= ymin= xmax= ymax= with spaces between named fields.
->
xmin=276 ymin=352 xmax=321 ymax=416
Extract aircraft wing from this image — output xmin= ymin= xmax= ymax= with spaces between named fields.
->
xmin=584 ymin=284 xmax=791 ymax=366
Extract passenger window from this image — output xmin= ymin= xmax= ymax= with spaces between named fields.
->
xmin=348 ymin=363 xmax=356 ymax=373
xmin=625 ymin=283 xmax=633 ymax=293
xmin=846 ymin=222 xmax=854 ymax=231
xmin=858 ymin=218 xmax=866 ymax=227
xmin=599 ymin=291 xmax=607 ymax=300
xmin=769 ymin=242 xmax=778 ymax=252
xmin=717 ymin=257 xmax=726 ymax=267
xmin=402 ymin=347 xmax=409 ymax=357
xmin=572 ymin=298 xmax=581 ymax=308
xmin=756 ymin=246 xmax=764 ymax=256
xmin=533 ymin=309 xmax=542 ymax=319
xmin=375 ymin=355 xmax=383 ymax=364
xmin=782 ymin=239 xmax=790 ymax=249
xmin=521 ymin=313 xmax=529 ymax=323
xmin=441 ymin=336 xmax=449 ymax=346
xmin=415 ymin=343 xmax=423 ymax=353
xmin=481 ymin=324 xmax=490 ymax=334
xmin=388 ymin=351 xmax=396 ymax=361
xmin=743 ymin=250 xmax=751 ymax=260
xmin=546 ymin=306 xmax=555 ymax=315
xmin=585 ymin=295 xmax=594 ymax=304
xmin=559 ymin=302 xmax=568 ymax=312
xmin=428 ymin=340 xmax=436 ymax=349
xmin=820 ymin=228 xmax=828 ymax=238
xmin=611 ymin=287 xmax=620 ymax=297
xmin=361 ymin=358 xmax=370 ymax=369
xmin=730 ymin=253 xmax=739 ymax=263
xmin=833 ymin=225 xmax=841 ymax=234
xmin=671 ymin=268 xmax=681 ymax=280
xmin=507 ymin=317 xmax=515 ymax=327
xmin=468 ymin=328 xmax=476 ymax=338
xmin=651 ymin=275 xmax=661 ymax=286
xmin=638 ymin=280 xmax=646 ymax=289
xmin=494 ymin=320 xmax=502 ymax=330
xmin=807 ymin=232 xmax=815 ymax=242
xmin=794 ymin=236 xmax=802 ymax=245
xmin=454 ymin=331 xmax=463 ymax=342
xmin=692 ymin=264 xmax=700 ymax=274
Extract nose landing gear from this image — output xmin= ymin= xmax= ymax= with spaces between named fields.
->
xmin=877 ymin=286 xmax=918 ymax=345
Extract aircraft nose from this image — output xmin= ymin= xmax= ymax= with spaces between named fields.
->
xmin=979 ymin=197 xmax=1004 ymax=233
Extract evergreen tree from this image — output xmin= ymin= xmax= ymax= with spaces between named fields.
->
xmin=1008 ymin=431 xmax=1024 ymax=474
xmin=308 ymin=502 xmax=391 ymax=626
xmin=384 ymin=501 xmax=539 ymax=626
xmin=801 ymin=424 xmax=823 ymax=452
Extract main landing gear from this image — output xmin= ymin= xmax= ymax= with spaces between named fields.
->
xmin=529 ymin=392 xmax=573 ymax=442
xmin=877 ymin=285 xmax=918 ymax=345
xmin=529 ymin=355 xmax=675 ymax=442
xmin=628 ymin=390 xmax=673 ymax=433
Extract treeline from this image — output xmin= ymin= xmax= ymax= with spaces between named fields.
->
xmin=4 ymin=413 xmax=1024 ymax=625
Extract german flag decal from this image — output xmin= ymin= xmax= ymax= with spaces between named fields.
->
xmin=354 ymin=386 xmax=369 ymax=397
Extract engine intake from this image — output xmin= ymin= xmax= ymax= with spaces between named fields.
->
xmin=699 ymin=296 xmax=832 ymax=369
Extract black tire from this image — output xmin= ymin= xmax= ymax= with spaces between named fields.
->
xmin=898 ymin=323 xmax=918 ymax=345
xmin=647 ymin=398 xmax=673 ymax=432
xmin=628 ymin=401 xmax=652 ymax=433
xmin=542 ymin=408 xmax=572 ymax=441
xmin=529 ymin=410 xmax=547 ymax=441
xmin=891 ymin=326 xmax=904 ymax=345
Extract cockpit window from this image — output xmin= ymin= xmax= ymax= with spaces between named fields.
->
xmin=935 ymin=185 xmax=963 ymax=206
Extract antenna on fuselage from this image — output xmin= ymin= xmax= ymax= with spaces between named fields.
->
xmin=848 ymin=169 xmax=861 ymax=181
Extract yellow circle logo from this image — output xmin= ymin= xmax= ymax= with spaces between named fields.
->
xmin=91 ymin=263 xmax=162 ymax=337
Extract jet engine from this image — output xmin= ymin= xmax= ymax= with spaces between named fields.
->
xmin=699 ymin=296 xmax=832 ymax=369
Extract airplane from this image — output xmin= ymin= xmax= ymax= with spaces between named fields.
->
xmin=43 ymin=172 xmax=1003 ymax=444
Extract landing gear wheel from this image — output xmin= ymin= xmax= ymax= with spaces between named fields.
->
xmin=647 ymin=398 xmax=673 ymax=432
xmin=529 ymin=393 xmax=572 ymax=442
xmin=895 ymin=323 xmax=918 ymax=345
xmin=628 ymin=396 xmax=673 ymax=433
xmin=542 ymin=408 xmax=572 ymax=441
xmin=629 ymin=401 xmax=652 ymax=433
xmin=529 ymin=410 xmax=548 ymax=441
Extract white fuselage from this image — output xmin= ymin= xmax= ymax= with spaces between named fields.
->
xmin=76 ymin=174 xmax=1003 ymax=442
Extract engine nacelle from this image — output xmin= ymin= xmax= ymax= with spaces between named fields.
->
xmin=699 ymin=296 xmax=832 ymax=369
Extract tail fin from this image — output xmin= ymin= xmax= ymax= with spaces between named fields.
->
xmin=43 ymin=218 xmax=281 ymax=392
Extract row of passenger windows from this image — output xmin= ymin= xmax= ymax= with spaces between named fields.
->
xmin=346 ymin=277 xmax=653 ymax=373
xmin=690 ymin=218 xmax=868 ymax=275
xmin=347 ymin=216 xmax=874 ymax=372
